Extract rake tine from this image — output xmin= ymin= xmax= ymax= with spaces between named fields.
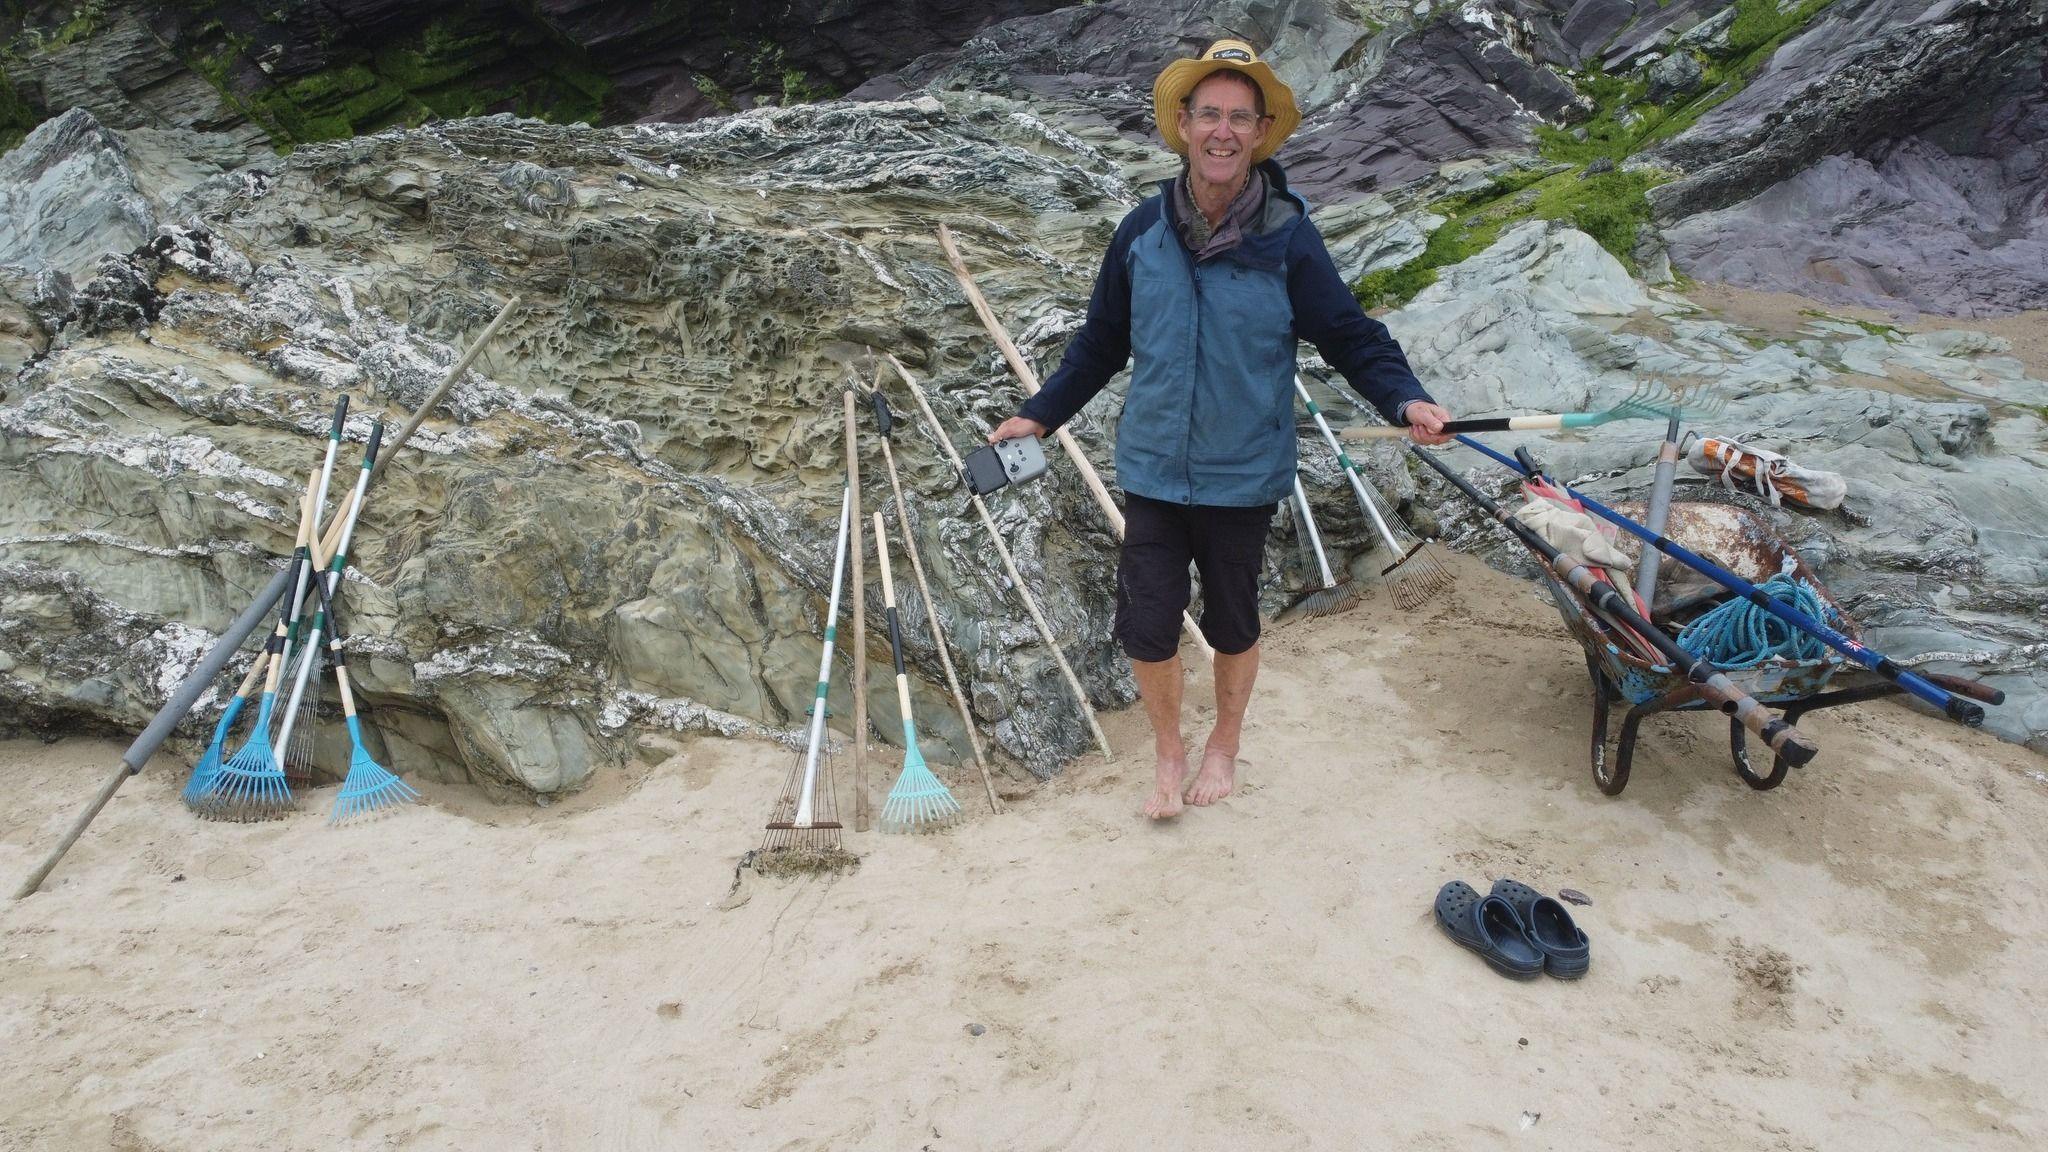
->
xmin=1683 ymin=385 xmax=1730 ymax=418
xmin=1388 ymin=541 xmax=1457 ymax=611
xmin=1609 ymin=379 xmax=1669 ymax=420
xmin=1284 ymin=581 xmax=1367 ymax=619
xmin=1613 ymin=380 xmax=1728 ymax=423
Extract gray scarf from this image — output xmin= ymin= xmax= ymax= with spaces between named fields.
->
xmin=1175 ymin=167 xmax=1266 ymax=261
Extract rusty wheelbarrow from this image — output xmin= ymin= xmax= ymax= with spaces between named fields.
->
xmin=1537 ymin=500 xmax=2002 ymax=795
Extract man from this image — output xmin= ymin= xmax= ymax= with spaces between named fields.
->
xmin=988 ymin=40 xmax=1453 ymax=819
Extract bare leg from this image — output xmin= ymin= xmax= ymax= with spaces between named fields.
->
xmin=1188 ymin=643 xmax=1258 ymax=806
xmin=1132 ymin=655 xmax=1186 ymax=819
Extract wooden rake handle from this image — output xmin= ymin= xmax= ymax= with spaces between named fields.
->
xmin=1340 ymin=416 xmax=1564 ymax=440
xmin=935 ymin=223 xmax=1213 ymax=661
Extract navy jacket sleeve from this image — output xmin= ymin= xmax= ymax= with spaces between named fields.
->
xmin=1287 ymin=219 xmax=1433 ymax=423
xmin=1018 ymin=209 xmax=1141 ymax=431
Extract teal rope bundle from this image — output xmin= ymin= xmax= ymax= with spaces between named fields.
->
xmin=1676 ymin=575 xmax=1836 ymax=669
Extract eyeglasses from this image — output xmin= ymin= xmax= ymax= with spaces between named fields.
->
xmin=1188 ymin=107 xmax=1268 ymax=132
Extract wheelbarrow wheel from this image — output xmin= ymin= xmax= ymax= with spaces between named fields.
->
xmin=1587 ymin=655 xmax=1629 ymax=796
xmin=1728 ymin=717 xmax=1790 ymax=791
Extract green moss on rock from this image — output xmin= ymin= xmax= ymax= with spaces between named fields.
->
xmin=1356 ymin=0 xmax=1841 ymax=308
xmin=1355 ymin=167 xmax=1668 ymax=309
xmin=1 ymin=63 xmax=37 ymax=154
xmin=183 ymin=10 xmax=613 ymax=149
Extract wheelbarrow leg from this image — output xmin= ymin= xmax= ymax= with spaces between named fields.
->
xmin=1728 ymin=718 xmax=1790 ymax=791
xmin=1613 ymin=705 xmax=1652 ymax=797
xmin=1587 ymin=655 xmax=1628 ymax=796
xmin=1734 ymin=681 xmax=1904 ymax=791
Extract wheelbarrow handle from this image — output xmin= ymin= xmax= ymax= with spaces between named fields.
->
xmin=1922 ymin=672 xmax=2006 ymax=706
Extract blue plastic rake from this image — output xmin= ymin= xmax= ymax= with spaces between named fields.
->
xmin=200 ymin=671 xmax=294 ymax=820
xmin=330 ymin=717 xmax=419 ymax=825
xmin=878 ymin=734 xmax=963 ymax=834
xmin=198 ymin=558 xmax=302 ymax=821
xmin=182 ymin=655 xmax=266 ymax=810
xmin=310 ymin=565 xmax=419 ymax=825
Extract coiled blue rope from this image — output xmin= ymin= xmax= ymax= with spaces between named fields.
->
xmin=1675 ymin=575 xmax=1836 ymax=669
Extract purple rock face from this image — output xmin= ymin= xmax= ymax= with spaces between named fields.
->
xmin=1284 ymin=24 xmax=1544 ymax=200
xmin=1664 ymin=79 xmax=2048 ymax=317
xmin=849 ymin=1 xmax=1224 ymax=127
xmin=1648 ymin=0 xmax=2047 ymax=220
xmin=1598 ymin=0 xmax=1723 ymax=70
xmin=531 ymin=0 xmax=1076 ymax=122
xmin=1558 ymin=0 xmax=1644 ymax=64
xmin=859 ymin=4 xmax=1582 ymax=201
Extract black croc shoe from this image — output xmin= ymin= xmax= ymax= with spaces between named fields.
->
xmin=1433 ymin=880 xmax=1544 ymax=979
xmin=1489 ymin=878 xmax=1591 ymax=979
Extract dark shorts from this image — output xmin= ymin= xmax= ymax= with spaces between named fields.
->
xmin=1114 ymin=493 xmax=1276 ymax=663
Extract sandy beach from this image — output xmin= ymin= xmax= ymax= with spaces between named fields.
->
xmin=2 ymin=552 xmax=2044 ymax=1150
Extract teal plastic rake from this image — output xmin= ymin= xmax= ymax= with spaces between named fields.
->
xmin=199 ymin=612 xmax=297 ymax=820
xmin=183 ymin=655 xmax=266 ymax=810
xmin=870 ymin=511 xmax=961 ymax=834
xmin=1340 ymin=380 xmax=1727 ymax=439
xmin=310 ymin=571 xmax=419 ymax=824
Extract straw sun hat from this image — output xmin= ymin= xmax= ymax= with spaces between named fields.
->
xmin=1151 ymin=39 xmax=1302 ymax=164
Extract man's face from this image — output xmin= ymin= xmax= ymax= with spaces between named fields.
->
xmin=1177 ymin=71 xmax=1268 ymax=191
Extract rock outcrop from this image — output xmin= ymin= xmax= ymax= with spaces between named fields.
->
xmin=1660 ymin=41 xmax=2048 ymax=317
xmin=855 ymin=0 xmax=1592 ymax=201
xmin=4 ymin=1 xmax=2045 ymax=792
xmin=0 ymin=100 xmax=1157 ymax=792
xmin=0 ymin=108 xmax=154 ymax=282
xmin=1646 ymin=0 xmax=2048 ymax=220
xmin=0 ymin=0 xmax=1071 ymax=148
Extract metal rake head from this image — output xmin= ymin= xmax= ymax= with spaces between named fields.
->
xmin=282 ymin=648 xmax=326 ymax=789
xmin=1385 ymin=541 xmax=1457 ymax=611
xmin=1281 ymin=580 xmax=1366 ymax=621
xmin=763 ymin=741 xmax=843 ymax=852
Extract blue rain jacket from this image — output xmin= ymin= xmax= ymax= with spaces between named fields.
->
xmin=1020 ymin=160 xmax=1432 ymax=507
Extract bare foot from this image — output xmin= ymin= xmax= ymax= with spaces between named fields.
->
xmin=1185 ymin=743 xmax=1237 ymax=806
xmin=1145 ymin=752 xmax=1187 ymax=820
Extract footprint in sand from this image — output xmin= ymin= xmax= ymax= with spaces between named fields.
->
xmin=199 ymin=849 xmax=265 ymax=881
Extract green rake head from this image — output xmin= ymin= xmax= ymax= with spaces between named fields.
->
xmin=1591 ymin=381 xmax=1728 ymax=426
xmin=879 ymin=741 xmax=962 ymax=834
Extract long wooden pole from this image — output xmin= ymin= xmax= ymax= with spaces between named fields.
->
xmin=842 ymin=390 xmax=870 ymax=831
xmin=368 ymin=293 xmax=523 ymax=488
xmin=935 ymin=224 xmax=1212 ymax=661
xmin=886 ymin=353 xmax=1113 ymax=760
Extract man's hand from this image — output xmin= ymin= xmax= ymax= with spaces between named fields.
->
xmin=1403 ymin=402 xmax=1454 ymax=446
xmin=989 ymin=415 xmax=1050 ymax=444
